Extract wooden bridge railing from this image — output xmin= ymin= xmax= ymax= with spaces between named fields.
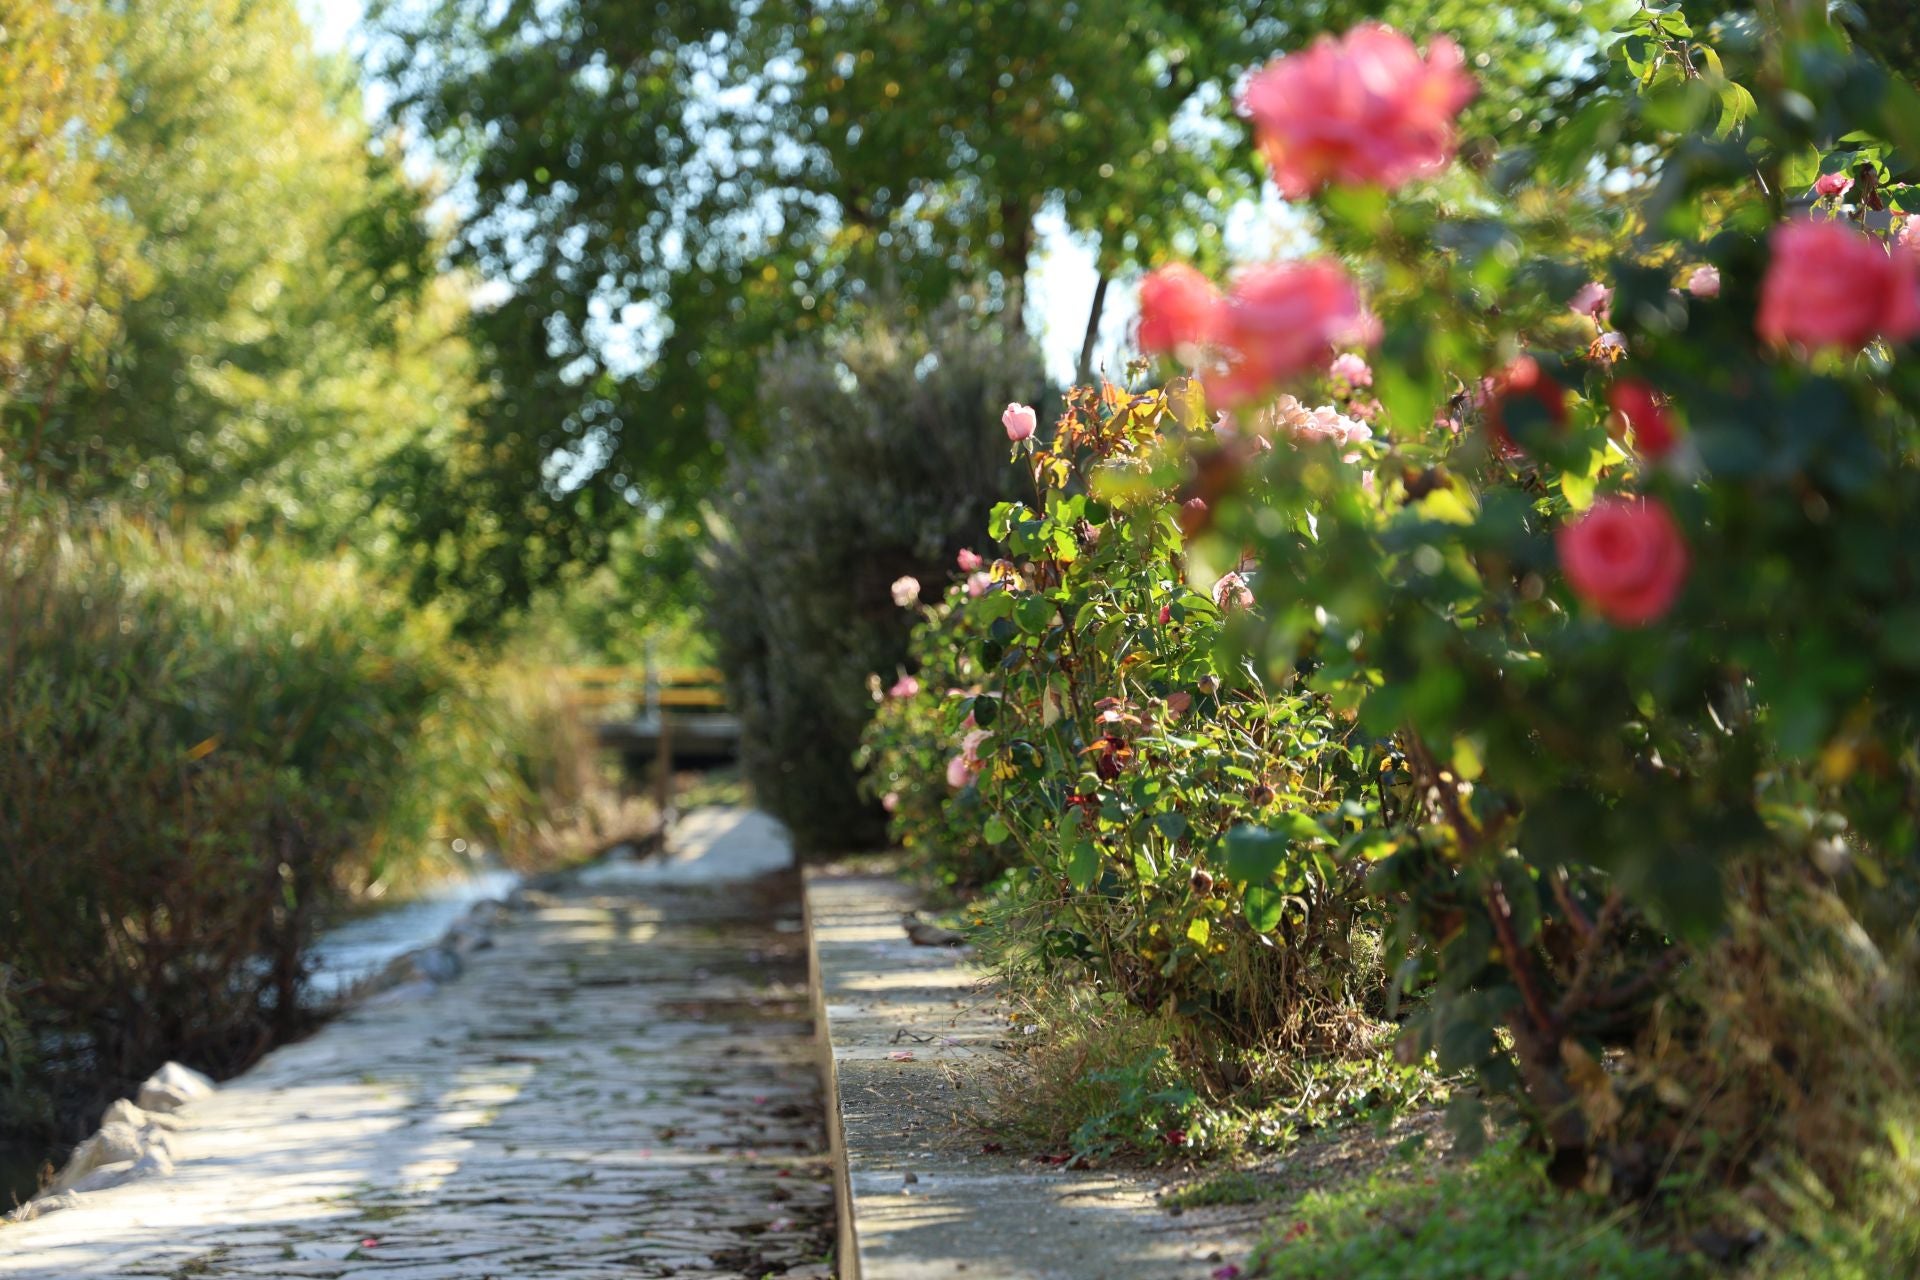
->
xmin=558 ymin=665 xmax=736 ymax=819
xmin=559 ymin=665 xmax=729 ymax=717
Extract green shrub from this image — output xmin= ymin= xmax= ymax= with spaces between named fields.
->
xmin=703 ymin=303 xmax=1040 ymax=856
xmin=0 ymin=508 xmax=590 ymax=1141
xmin=857 ymin=588 xmax=1007 ymax=890
xmin=875 ymin=381 xmax=1386 ymax=1059
xmin=866 ymin=8 xmax=1920 ymax=1254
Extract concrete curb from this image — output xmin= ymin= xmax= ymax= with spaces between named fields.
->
xmin=804 ymin=871 xmax=862 ymax=1279
xmin=803 ymin=868 xmax=1251 ymax=1280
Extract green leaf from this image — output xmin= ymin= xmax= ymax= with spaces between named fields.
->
xmin=1065 ymin=835 xmax=1100 ymax=890
xmin=983 ymin=816 xmax=1011 ymax=845
xmin=1152 ymin=812 xmax=1189 ymax=841
xmin=975 ymin=590 xmax=1016 ymax=622
xmin=1222 ymin=824 xmax=1290 ymax=884
xmin=1243 ymin=884 xmax=1285 ymax=932
xmin=1186 ymin=916 xmax=1211 ymax=947
xmin=1016 ymin=596 xmax=1057 ymax=635
xmin=1560 ymin=466 xmax=1597 ymax=512
xmin=1444 ymin=1093 xmax=1488 ymax=1158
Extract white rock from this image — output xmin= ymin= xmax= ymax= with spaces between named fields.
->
xmin=5 ymin=1190 xmax=85 ymax=1223
xmin=100 ymin=1099 xmax=148 ymax=1130
xmin=49 ymin=1124 xmax=137 ymax=1194
xmin=67 ymin=1145 xmax=172 ymax=1194
xmin=68 ymin=1159 xmax=137 ymax=1194
xmin=135 ymin=1062 xmax=214 ymax=1114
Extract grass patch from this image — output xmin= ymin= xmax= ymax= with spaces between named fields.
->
xmin=1164 ymin=1170 xmax=1290 ymax=1209
xmin=985 ymin=984 xmax=1448 ymax=1163
xmin=1733 ymin=1107 xmax=1920 ymax=1279
xmin=1247 ymin=1142 xmax=1694 ymax=1280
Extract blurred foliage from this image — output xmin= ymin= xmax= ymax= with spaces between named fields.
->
xmin=703 ymin=301 xmax=1036 ymax=856
xmin=1843 ymin=0 xmax=1920 ymax=83
xmin=364 ymin=0 xmax=1613 ymax=621
xmin=0 ymin=0 xmax=587 ymax=639
xmin=32 ymin=0 xmax=460 ymax=545
xmin=0 ymin=498 xmax=601 ymax=1144
xmin=0 ymin=1 xmax=144 ymax=416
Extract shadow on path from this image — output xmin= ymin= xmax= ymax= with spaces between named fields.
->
xmin=0 ymin=809 xmax=833 ymax=1280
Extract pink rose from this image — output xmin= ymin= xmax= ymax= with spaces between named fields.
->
xmin=966 ymin=571 xmax=991 ymax=598
xmin=945 ymin=755 xmax=977 ymax=789
xmin=956 ymin=547 xmax=983 ymax=572
xmin=1569 ymin=281 xmax=1612 ymax=321
xmin=1212 ymin=571 xmax=1254 ymax=612
xmin=1210 ymin=260 xmax=1370 ymax=405
xmin=1329 ymin=352 xmax=1372 ymax=388
xmin=1686 ymin=265 xmax=1721 ymax=298
xmin=1606 ymin=379 xmax=1677 ymax=459
xmin=1758 ymin=218 xmax=1920 ymax=352
xmin=1274 ymin=395 xmax=1371 ymax=449
xmin=1557 ymin=496 xmax=1688 ymax=626
xmin=1138 ymin=264 xmax=1222 ymax=355
xmin=1900 ymin=216 xmax=1920 ymax=254
xmin=890 ymin=575 xmax=921 ymax=607
xmin=888 ymin=674 xmax=921 ymax=699
xmin=1814 ymin=171 xmax=1854 ymax=199
xmin=1002 ymin=402 xmax=1037 ymax=441
xmin=1240 ymin=23 xmax=1477 ymax=199
xmin=881 ymin=792 xmax=900 ymax=813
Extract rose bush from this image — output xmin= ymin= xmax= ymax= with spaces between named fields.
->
xmin=1170 ymin=1 xmax=1920 ymax=1203
xmin=868 ymin=381 xmax=1390 ymax=1067
xmin=858 ymin=571 xmax=1010 ymax=891
xmin=866 ymin=0 xmax=1920 ymax=1238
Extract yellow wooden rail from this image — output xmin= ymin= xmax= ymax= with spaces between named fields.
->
xmin=556 ymin=666 xmax=728 ymax=713
xmin=563 ymin=665 xmax=725 ymax=686
xmin=564 ymin=686 xmax=727 ymax=710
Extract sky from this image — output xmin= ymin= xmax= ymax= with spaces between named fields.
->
xmin=295 ymin=0 xmax=1285 ymax=386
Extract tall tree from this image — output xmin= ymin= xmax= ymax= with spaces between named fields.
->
xmin=9 ymin=0 xmax=498 ymax=605
xmin=0 ymin=1 xmax=142 ymax=427
xmin=365 ymin=0 xmax=1275 ymax=614
xmin=368 ymin=0 xmax=1610 ymax=624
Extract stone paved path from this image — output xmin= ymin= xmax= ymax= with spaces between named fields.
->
xmin=0 ymin=809 xmax=835 ymax=1279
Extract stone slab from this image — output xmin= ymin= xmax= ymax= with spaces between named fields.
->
xmin=0 ymin=808 xmax=833 ymax=1279
xmin=805 ymin=871 xmax=1252 ymax=1280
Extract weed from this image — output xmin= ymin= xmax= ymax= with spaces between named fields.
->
xmin=1247 ymin=1142 xmax=1694 ymax=1280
